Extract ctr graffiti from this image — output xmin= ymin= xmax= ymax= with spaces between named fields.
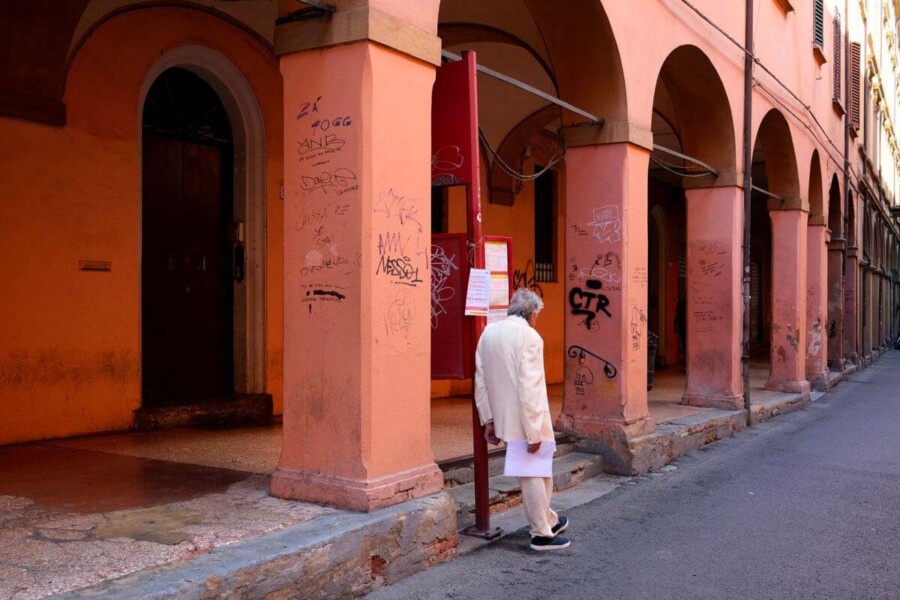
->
xmin=569 ymin=279 xmax=611 ymax=330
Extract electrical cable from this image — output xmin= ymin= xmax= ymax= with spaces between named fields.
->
xmin=649 ymin=153 xmax=715 ymax=177
xmin=478 ymin=127 xmax=565 ymax=182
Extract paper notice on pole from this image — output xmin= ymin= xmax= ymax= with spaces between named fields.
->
xmin=464 ymin=268 xmax=491 ymax=316
xmin=503 ymin=440 xmax=556 ymax=478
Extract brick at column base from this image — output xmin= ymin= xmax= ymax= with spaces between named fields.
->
xmin=681 ymin=391 xmax=744 ymax=410
xmin=270 ymin=463 xmax=444 ymax=512
xmin=764 ymin=378 xmax=811 ymax=394
xmin=556 ymin=413 xmax=655 ymax=476
xmin=827 ymin=358 xmax=845 ymax=372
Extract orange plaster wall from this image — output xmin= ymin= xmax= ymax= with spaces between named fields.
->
xmin=0 ymin=7 xmax=284 ymax=446
xmin=430 ymin=156 xmax=566 ymax=399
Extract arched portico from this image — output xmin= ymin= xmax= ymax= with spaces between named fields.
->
xmin=646 ymin=45 xmax=743 ymax=411
xmin=750 ymin=109 xmax=809 ymax=394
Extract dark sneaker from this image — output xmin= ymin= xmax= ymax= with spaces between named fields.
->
xmin=530 ymin=535 xmax=571 ymax=551
xmin=552 ymin=515 xmax=569 ymax=535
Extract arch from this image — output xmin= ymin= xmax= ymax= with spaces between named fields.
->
xmin=827 ymin=174 xmax=842 ymax=235
xmin=522 ymin=0 xmax=628 ymax=122
xmin=808 ymin=151 xmax=824 ymax=219
xmin=651 ymin=45 xmax=737 ymax=174
xmin=752 ymin=110 xmax=801 ymax=200
xmin=140 ymin=44 xmax=267 ymax=395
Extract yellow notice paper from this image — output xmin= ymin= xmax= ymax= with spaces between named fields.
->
xmin=503 ymin=440 xmax=556 ymax=478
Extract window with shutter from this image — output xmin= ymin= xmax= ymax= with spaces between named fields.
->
xmin=812 ymin=0 xmax=827 ymax=63
xmin=833 ymin=13 xmax=843 ymax=109
xmin=850 ymin=41 xmax=861 ymax=131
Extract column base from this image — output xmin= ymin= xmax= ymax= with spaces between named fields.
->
xmin=764 ymin=378 xmax=811 ymax=394
xmin=807 ymin=368 xmax=829 ymax=392
xmin=556 ymin=413 xmax=655 ymax=476
xmin=271 ymin=462 xmax=444 ymax=512
xmin=681 ymin=391 xmax=744 ymax=410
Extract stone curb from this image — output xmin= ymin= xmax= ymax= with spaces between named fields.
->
xmin=50 ymin=493 xmax=458 ymax=600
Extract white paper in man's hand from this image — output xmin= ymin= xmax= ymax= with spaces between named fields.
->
xmin=503 ymin=440 xmax=556 ymax=478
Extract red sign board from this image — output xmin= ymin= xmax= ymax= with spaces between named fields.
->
xmin=431 ymin=54 xmax=479 ymax=188
xmin=430 ymin=234 xmax=470 ymax=379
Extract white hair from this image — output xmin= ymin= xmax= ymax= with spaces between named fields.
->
xmin=507 ymin=288 xmax=544 ymax=320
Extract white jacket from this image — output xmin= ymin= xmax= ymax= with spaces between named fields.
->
xmin=474 ymin=315 xmax=554 ymax=444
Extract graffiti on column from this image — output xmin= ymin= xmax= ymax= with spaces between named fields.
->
xmin=384 ymin=288 xmax=416 ymax=339
xmin=630 ymin=307 xmax=647 ymax=351
xmin=571 ymin=251 xmax=622 ymax=287
xmin=373 ymin=188 xmax=427 ymax=342
xmin=689 ymin=242 xmax=725 ymax=333
xmin=294 ymin=94 xmax=360 ymax=312
xmin=573 ymin=366 xmax=594 ymax=395
xmin=587 ymin=206 xmax=621 ymax=244
xmin=569 ymin=279 xmax=611 ymax=330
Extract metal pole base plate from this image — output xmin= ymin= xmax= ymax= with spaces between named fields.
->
xmin=461 ymin=525 xmax=503 ymax=540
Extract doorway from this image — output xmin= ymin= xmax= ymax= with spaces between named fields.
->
xmin=141 ymin=67 xmax=235 ymax=407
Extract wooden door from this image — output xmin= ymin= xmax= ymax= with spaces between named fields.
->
xmin=142 ymin=135 xmax=233 ymax=406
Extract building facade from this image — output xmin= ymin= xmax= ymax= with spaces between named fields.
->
xmin=2 ymin=0 xmax=899 ymax=510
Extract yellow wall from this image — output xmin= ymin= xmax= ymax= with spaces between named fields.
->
xmin=0 ymin=8 xmax=284 ymax=445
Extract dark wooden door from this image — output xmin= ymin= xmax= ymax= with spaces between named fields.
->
xmin=142 ymin=135 xmax=233 ymax=406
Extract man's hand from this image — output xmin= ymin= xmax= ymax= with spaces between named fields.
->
xmin=484 ymin=422 xmax=500 ymax=445
xmin=527 ymin=441 xmax=541 ymax=454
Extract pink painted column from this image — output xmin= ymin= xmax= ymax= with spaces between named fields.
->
xmin=766 ymin=209 xmax=810 ymax=393
xmin=826 ymin=239 xmax=845 ymax=370
xmin=272 ymin=41 xmax=443 ymax=510
xmin=557 ymin=142 xmax=653 ymax=474
xmin=805 ymin=221 xmax=828 ymax=386
xmin=681 ymin=185 xmax=743 ymax=409
xmin=844 ymin=248 xmax=859 ymax=363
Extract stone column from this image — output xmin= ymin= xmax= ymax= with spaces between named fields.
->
xmin=826 ymin=238 xmax=845 ymax=371
xmin=766 ymin=207 xmax=810 ymax=394
xmin=805 ymin=220 xmax=828 ymax=387
xmin=681 ymin=185 xmax=743 ymax=409
xmin=843 ymin=247 xmax=859 ymax=363
xmin=271 ymin=5 xmax=443 ymax=510
xmin=557 ymin=141 xmax=654 ymax=475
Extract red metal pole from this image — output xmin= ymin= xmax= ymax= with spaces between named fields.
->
xmin=460 ymin=51 xmax=496 ymax=537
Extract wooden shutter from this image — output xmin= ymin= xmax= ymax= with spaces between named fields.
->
xmin=850 ymin=41 xmax=861 ymax=129
xmin=813 ymin=0 xmax=824 ymax=48
xmin=833 ymin=14 xmax=842 ymax=103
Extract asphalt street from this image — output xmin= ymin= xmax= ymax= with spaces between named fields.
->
xmin=368 ymin=351 xmax=900 ymax=600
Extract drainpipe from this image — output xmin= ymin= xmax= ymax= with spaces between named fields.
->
xmin=843 ymin=0 xmax=851 ymax=362
xmin=741 ymin=0 xmax=754 ymax=427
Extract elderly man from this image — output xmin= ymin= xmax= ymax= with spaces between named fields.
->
xmin=474 ymin=288 xmax=570 ymax=551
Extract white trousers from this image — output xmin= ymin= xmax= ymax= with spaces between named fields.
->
xmin=518 ymin=476 xmax=559 ymax=538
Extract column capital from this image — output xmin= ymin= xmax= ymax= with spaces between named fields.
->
xmin=767 ymin=196 xmax=808 ymax=212
xmin=275 ymin=5 xmax=441 ymax=65
xmin=682 ymin=170 xmax=742 ymax=189
xmin=560 ymin=120 xmax=653 ymax=150
xmin=808 ymin=215 xmax=828 ymax=226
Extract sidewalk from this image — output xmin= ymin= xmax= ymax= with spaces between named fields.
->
xmin=0 ymin=357 xmax=861 ymax=599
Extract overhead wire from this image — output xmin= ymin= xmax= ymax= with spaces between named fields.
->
xmin=478 ymin=127 xmax=566 ymax=182
xmin=679 ymin=0 xmax=847 ymax=167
